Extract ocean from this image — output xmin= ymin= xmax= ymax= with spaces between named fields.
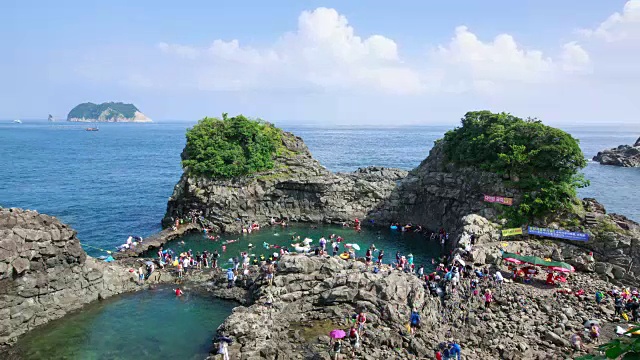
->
xmin=2 ymin=119 xmax=639 ymax=359
xmin=1 ymin=120 xmax=639 ymax=256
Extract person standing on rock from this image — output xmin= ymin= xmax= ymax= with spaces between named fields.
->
xmin=377 ymin=250 xmax=384 ymax=265
xmin=266 ymin=260 xmax=275 ymax=287
xmin=356 ymin=312 xmax=367 ymax=337
xmin=409 ymin=308 xmax=421 ymax=335
xmin=570 ymin=332 xmax=582 ymax=352
xmin=227 ymin=268 xmax=235 ymax=288
xmin=348 ymin=325 xmax=360 ymax=357
xmin=331 ymin=339 xmax=342 ymax=360
xmin=212 ymin=250 xmax=220 ymax=269
xmin=615 ymin=294 xmax=624 ymax=316
xmin=484 ymin=289 xmax=493 ymax=308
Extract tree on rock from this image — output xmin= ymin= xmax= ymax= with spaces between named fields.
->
xmin=181 ymin=114 xmax=285 ymax=179
xmin=442 ymin=110 xmax=589 ymax=224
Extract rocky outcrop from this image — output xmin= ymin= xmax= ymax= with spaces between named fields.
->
xmin=593 ymin=136 xmax=640 ymax=167
xmin=212 ymin=255 xmax=441 ymax=359
xmin=368 ymin=141 xmax=519 ymax=232
xmin=164 ymin=132 xmax=407 ymax=233
xmin=0 ymin=208 xmax=142 ymax=346
xmin=208 ymin=254 xmax=623 ymax=359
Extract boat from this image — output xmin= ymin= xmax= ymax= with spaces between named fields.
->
xmin=85 ymin=127 xmax=99 ymax=131
xmin=13 ymin=119 xmax=22 ymax=124
xmin=48 ymin=114 xmax=55 ymax=122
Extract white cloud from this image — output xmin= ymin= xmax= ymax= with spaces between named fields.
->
xmin=581 ymin=0 xmax=640 ymax=42
xmin=153 ymin=8 xmax=588 ymax=96
xmin=63 ymin=3 xmax=640 ymax=124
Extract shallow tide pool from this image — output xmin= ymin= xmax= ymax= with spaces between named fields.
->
xmin=8 ymin=287 xmax=234 ymax=360
xmin=170 ymin=224 xmax=444 ymax=272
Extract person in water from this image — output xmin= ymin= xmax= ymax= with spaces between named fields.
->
xmin=175 ymin=288 xmax=183 ymax=296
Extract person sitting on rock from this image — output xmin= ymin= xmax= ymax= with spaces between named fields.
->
xmin=571 ymin=332 xmax=582 ymax=352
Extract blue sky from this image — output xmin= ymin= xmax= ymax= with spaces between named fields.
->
xmin=1 ymin=0 xmax=638 ymax=125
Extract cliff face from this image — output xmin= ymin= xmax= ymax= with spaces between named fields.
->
xmin=368 ymin=141 xmax=520 ymax=231
xmin=0 ymin=208 xmax=140 ymax=346
xmin=593 ymin=136 xmax=640 ymax=167
xmin=164 ymin=133 xmax=407 ymax=232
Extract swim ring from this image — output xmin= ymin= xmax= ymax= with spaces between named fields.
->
xmin=339 ymin=253 xmax=350 ymax=260
xmin=390 ymin=225 xmax=398 ymax=230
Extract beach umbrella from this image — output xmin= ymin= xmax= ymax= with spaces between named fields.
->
xmin=329 ymin=329 xmax=346 ymax=339
xmin=503 ymin=258 xmax=523 ymax=265
xmin=351 ymin=244 xmax=361 ymax=251
xmin=145 ymin=261 xmax=154 ymax=266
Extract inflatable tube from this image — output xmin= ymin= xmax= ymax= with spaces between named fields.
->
xmin=390 ymin=225 xmax=398 ymax=230
xmin=339 ymin=253 xmax=350 ymax=260
xmin=344 ymin=243 xmax=353 ymax=248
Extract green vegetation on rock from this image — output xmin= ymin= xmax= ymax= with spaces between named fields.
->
xmin=181 ymin=113 xmax=285 ymax=179
xmin=67 ymin=102 xmax=139 ymax=120
xmin=442 ymin=110 xmax=589 ymax=225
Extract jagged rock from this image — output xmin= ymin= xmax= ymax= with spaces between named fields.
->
xmin=0 ymin=208 xmax=144 ymax=346
xmin=164 ymin=132 xmax=407 ymax=232
xmin=593 ymin=137 xmax=640 ymax=167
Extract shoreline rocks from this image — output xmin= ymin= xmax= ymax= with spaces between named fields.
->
xmin=0 ymin=208 xmax=157 ymax=346
xmin=593 ymin=136 xmax=640 ymax=167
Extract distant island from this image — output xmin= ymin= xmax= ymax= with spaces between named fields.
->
xmin=66 ymin=102 xmax=152 ymax=123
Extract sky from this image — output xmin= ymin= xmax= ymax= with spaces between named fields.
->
xmin=1 ymin=0 xmax=639 ymax=125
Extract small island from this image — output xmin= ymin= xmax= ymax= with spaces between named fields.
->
xmin=67 ymin=102 xmax=152 ymax=123
xmin=593 ymin=136 xmax=640 ymax=167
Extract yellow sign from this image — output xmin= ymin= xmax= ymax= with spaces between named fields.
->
xmin=501 ymin=228 xmax=523 ymax=237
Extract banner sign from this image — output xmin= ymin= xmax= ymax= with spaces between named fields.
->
xmin=483 ymin=194 xmax=513 ymax=206
xmin=527 ymin=226 xmax=589 ymax=242
xmin=501 ymin=228 xmax=523 ymax=237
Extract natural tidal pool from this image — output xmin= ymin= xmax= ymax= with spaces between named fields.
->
xmin=170 ymin=224 xmax=444 ymax=272
xmin=8 ymin=287 xmax=234 ymax=360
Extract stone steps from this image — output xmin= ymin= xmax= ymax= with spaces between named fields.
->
xmin=585 ymin=213 xmax=598 ymax=226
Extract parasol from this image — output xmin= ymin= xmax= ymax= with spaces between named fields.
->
xmin=351 ymin=244 xmax=361 ymax=251
xmin=584 ymin=319 xmax=599 ymax=328
xmin=329 ymin=329 xmax=346 ymax=339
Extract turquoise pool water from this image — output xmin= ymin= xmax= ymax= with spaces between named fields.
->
xmin=167 ymin=224 xmax=444 ymax=272
xmin=8 ymin=287 xmax=234 ymax=360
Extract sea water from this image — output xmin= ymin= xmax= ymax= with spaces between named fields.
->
xmin=1 ymin=120 xmax=639 ymax=358
xmin=4 ymin=287 xmax=234 ymax=360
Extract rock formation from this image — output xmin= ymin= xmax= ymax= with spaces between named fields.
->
xmin=593 ymin=136 xmax=640 ymax=167
xmin=164 ymin=132 xmax=407 ymax=233
xmin=207 ymin=254 xmax=621 ymax=360
xmin=0 ymin=208 xmax=143 ymax=346
xmin=368 ymin=141 xmax=519 ymax=231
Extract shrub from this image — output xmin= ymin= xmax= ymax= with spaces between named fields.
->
xmin=442 ymin=110 xmax=589 ymax=224
xmin=181 ymin=113 xmax=284 ymax=179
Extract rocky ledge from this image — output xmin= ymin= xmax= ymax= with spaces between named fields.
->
xmin=206 ymin=254 xmax=626 ymax=360
xmin=0 ymin=208 xmax=151 ymax=346
xmin=164 ymin=131 xmax=407 ymax=233
xmin=593 ymin=136 xmax=640 ymax=167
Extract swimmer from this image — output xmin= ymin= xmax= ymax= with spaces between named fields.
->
xmin=175 ymin=288 xmax=184 ymax=296
xmin=222 ymin=245 xmax=227 ymax=252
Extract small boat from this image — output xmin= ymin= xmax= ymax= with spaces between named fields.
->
xmin=86 ymin=126 xmax=99 ymax=131
xmin=13 ymin=119 xmax=22 ymax=123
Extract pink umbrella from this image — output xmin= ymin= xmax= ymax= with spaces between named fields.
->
xmin=329 ymin=329 xmax=346 ymax=339
xmin=549 ymin=266 xmax=574 ymax=273
xmin=504 ymin=258 xmax=523 ymax=265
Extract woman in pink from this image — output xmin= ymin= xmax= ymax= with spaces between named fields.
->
xmin=484 ymin=289 xmax=493 ymax=308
